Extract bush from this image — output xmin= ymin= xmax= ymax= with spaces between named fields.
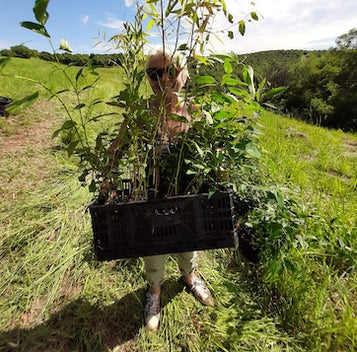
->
xmin=39 ymin=51 xmax=54 ymax=61
xmin=0 ymin=49 xmax=13 ymax=57
xmin=10 ymin=45 xmax=34 ymax=58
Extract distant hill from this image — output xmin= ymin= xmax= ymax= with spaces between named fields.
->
xmin=238 ymin=49 xmax=327 ymax=85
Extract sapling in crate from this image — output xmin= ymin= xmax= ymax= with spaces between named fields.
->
xmin=16 ymin=0 xmax=268 ymax=260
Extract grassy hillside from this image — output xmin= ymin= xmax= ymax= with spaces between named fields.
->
xmin=0 ymin=57 xmax=124 ymax=99
xmin=0 ymin=58 xmax=356 ymax=351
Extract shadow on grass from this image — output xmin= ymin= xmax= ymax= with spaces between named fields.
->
xmin=0 ymin=277 xmax=184 ymax=352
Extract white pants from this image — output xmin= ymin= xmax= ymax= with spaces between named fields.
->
xmin=143 ymin=251 xmax=197 ymax=286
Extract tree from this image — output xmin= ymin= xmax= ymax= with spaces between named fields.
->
xmin=335 ymin=28 xmax=357 ymax=50
xmin=10 ymin=45 xmax=34 ymax=58
xmin=283 ymin=50 xmax=357 ymax=131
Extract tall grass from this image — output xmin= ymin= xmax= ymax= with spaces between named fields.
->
xmin=256 ymin=111 xmax=357 ymax=350
xmin=0 ymin=144 xmax=301 ymax=350
xmin=0 ymin=58 xmax=356 ymax=351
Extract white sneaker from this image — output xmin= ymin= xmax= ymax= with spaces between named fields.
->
xmin=188 ymin=277 xmax=214 ymax=306
xmin=144 ymin=291 xmax=161 ymax=331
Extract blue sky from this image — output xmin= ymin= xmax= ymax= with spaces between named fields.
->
xmin=0 ymin=0 xmax=356 ymax=54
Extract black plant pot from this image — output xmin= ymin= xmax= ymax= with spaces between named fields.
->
xmin=237 ymin=225 xmax=260 ymax=263
xmin=0 ymin=96 xmax=13 ymax=116
xmin=89 ymin=191 xmax=238 ymax=261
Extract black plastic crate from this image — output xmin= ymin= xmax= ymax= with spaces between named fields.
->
xmin=89 ymin=191 xmax=238 ymax=261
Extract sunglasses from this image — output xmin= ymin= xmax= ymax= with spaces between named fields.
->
xmin=146 ymin=64 xmax=178 ymax=82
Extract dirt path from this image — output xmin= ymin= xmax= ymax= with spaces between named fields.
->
xmin=0 ymin=119 xmax=56 ymax=155
xmin=0 ymin=100 xmax=59 ymax=155
xmin=0 ymin=100 xmax=61 ymax=205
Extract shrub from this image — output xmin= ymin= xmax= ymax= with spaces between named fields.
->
xmin=39 ymin=51 xmax=54 ymax=61
xmin=0 ymin=49 xmax=13 ymax=57
xmin=10 ymin=45 xmax=34 ymax=58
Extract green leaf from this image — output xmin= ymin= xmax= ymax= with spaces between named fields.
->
xmin=238 ymin=21 xmax=245 ymax=36
xmin=221 ymin=75 xmax=246 ymax=86
xmin=91 ymin=99 xmax=103 ymax=106
xmin=216 ymin=149 xmax=223 ymax=163
xmin=6 ymin=92 xmax=39 ymax=113
xmin=227 ymin=31 xmax=234 ymax=40
xmin=146 ymin=19 xmax=155 ymax=31
xmin=262 ymin=102 xmax=277 ymax=110
xmin=178 ymin=44 xmax=190 ymax=51
xmin=193 ymin=141 xmax=204 ymax=157
xmin=228 ymin=13 xmax=234 ymax=23
xmin=67 ymin=140 xmax=80 ymax=156
xmin=88 ymin=112 xmax=118 ymax=122
xmin=52 ymin=129 xmax=61 ymax=139
xmin=80 ymin=85 xmax=93 ymax=92
xmin=263 ymin=86 xmax=286 ymax=99
xmin=204 ymin=111 xmax=213 ymax=124
xmin=20 ymin=21 xmax=50 ymax=38
xmin=258 ymin=77 xmax=266 ymax=91
xmin=193 ymin=55 xmax=208 ymax=64
xmin=246 ymin=145 xmax=261 ymax=158
xmin=274 ymin=191 xmax=284 ymax=207
xmin=106 ymin=101 xmax=126 ymax=108
xmin=89 ymin=180 xmax=97 ymax=193
xmin=165 ymin=0 xmax=179 ymax=16
xmin=78 ymin=169 xmax=89 ymax=183
xmin=243 ymin=65 xmax=255 ymax=95
xmin=194 ymin=76 xmax=216 ymax=85
xmin=208 ymin=188 xmax=216 ymax=199
xmin=193 ymin=163 xmax=205 ymax=170
xmin=49 ymin=89 xmax=70 ymax=100
xmin=256 ymin=77 xmax=266 ymax=102
xmin=61 ymin=120 xmax=77 ymax=129
xmin=250 ymin=11 xmax=259 ymax=21
xmin=243 ymin=65 xmax=253 ymax=84
xmin=228 ymin=87 xmax=250 ymax=99
xmin=213 ymin=110 xmax=229 ymax=120
xmin=75 ymin=67 xmax=84 ymax=82
xmin=74 ymin=103 xmax=86 ymax=110
xmin=33 ymin=0 xmax=50 ymax=25
xmin=224 ymin=59 xmax=233 ymax=74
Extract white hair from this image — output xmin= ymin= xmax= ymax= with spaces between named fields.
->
xmin=146 ymin=46 xmax=187 ymax=69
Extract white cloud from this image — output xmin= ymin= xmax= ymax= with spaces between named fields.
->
xmin=82 ymin=15 xmax=89 ymax=25
xmin=97 ymin=13 xmax=125 ymax=30
xmin=124 ymin=0 xmax=135 ymax=7
xmin=205 ymin=0 xmax=357 ymax=53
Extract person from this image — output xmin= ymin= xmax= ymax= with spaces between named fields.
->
xmin=143 ymin=50 xmax=214 ymax=332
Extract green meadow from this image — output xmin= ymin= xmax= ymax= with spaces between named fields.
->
xmin=0 ymin=57 xmax=356 ymax=351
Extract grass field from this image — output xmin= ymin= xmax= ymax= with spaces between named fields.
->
xmin=0 ymin=57 xmax=356 ymax=351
